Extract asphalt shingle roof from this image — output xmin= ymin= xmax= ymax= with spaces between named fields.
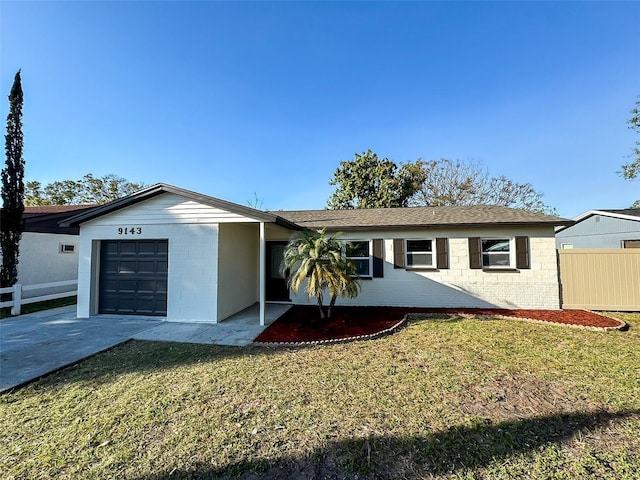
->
xmin=23 ymin=204 xmax=97 ymax=217
xmin=275 ymin=205 xmax=572 ymax=230
xmin=599 ymin=208 xmax=640 ymax=218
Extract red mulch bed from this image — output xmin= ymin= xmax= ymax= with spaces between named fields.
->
xmin=253 ymin=306 xmax=624 ymax=344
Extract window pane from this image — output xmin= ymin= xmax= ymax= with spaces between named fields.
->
xmin=352 ymin=259 xmax=370 ymax=276
xmin=482 ymin=253 xmax=510 ymax=267
xmin=270 ymin=245 xmax=286 ymax=279
xmin=407 ymin=240 xmax=432 ymax=252
xmin=407 ymin=253 xmax=433 ymax=267
xmin=346 ymin=241 xmax=369 ymax=257
xmin=482 ymin=239 xmax=510 ymax=252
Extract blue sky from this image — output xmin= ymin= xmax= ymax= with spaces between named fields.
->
xmin=1 ymin=1 xmax=639 ymax=217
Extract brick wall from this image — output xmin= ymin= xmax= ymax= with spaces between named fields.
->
xmin=290 ymin=226 xmax=560 ymax=310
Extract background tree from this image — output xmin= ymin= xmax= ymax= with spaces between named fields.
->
xmin=409 ymin=158 xmax=556 ymax=214
xmin=1 ymin=70 xmax=25 ymax=289
xmin=281 ymin=228 xmax=359 ymax=320
xmin=620 ymin=98 xmax=640 ymax=180
xmin=24 ymin=173 xmax=145 ymax=205
xmin=328 ymin=152 xmax=555 ymax=214
xmin=327 ymin=150 xmax=424 ymax=209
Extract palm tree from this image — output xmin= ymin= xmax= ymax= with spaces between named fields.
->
xmin=281 ymin=228 xmax=360 ymax=320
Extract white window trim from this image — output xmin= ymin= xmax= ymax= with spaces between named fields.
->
xmin=560 ymin=242 xmax=574 ymax=249
xmin=59 ymin=243 xmax=76 ymax=254
xmin=343 ymin=239 xmax=373 ymax=278
xmin=622 ymin=239 xmax=640 ymax=248
xmin=405 ymin=238 xmax=436 ymax=268
xmin=481 ymin=237 xmax=515 ymax=269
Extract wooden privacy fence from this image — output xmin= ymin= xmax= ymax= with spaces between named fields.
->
xmin=0 ymin=280 xmax=78 ymax=316
xmin=558 ymin=249 xmax=640 ymax=311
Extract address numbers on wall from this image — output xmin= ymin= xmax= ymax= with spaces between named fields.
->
xmin=118 ymin=227 xmax=143 ymax=235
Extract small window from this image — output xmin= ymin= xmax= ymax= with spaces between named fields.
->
xmin=482 ymin=239 xmax=511 ymax=268
xmin=560 ymin=243 xmax=574 ymax=249
xmin=345 ymin=240 xmax=371 ymax=277
xmin=406 ymin=239 xmax=434 ymax=268
xmin=623 ymin=240 xmax=640 ymax=248
xmin=60 ymin=243 xmax=75 ymax=254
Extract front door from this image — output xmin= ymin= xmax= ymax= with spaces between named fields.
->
xmin=266 ymin=242 xmax=290 ymax=301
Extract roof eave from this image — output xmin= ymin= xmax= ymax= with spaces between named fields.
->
xmin=305 ymin=220 xmax=574 ymax=231
xmin=61 ymin=183 xmax=290 ymax=227
xmin=555 ymin=209 xmax=639 ymax=234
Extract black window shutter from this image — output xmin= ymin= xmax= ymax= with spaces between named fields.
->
xmin=373 ymin=239 xmax=384 ymax=277
xmin=469 ymin=237 xmax=482 ymax=269
xmin=393 ymin=239 xmax=405 ymax=269
xmin=436 ymin=238 xmax=449 ymax=269
xmin=515 ymin=236 xmax=530 ymax=269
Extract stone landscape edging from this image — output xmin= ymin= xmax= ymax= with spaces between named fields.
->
xmin=252 ymin=318 xmax=408 ymax=347
xmin=408 ymin=311 xmax=628 ymax=332
xmin=252 ymin=309 xmax=628 ymax=347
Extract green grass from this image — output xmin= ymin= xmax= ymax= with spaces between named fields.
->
xmin=0 ymin=296 xmax=76 ymax=319
xmin=1 ymin=312 xmax=639 ymax=479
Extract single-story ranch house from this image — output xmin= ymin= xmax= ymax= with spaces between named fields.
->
xmin=555 ymin=208 xmax=640 ymax=249
xmin=62 ymin=183 xmax=573 ymax=324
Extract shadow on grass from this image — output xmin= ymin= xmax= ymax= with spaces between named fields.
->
xmin=132 ymin=409 xmax=639 ymax=480
xmin=7 ymin=340 xmax=285 ymax=394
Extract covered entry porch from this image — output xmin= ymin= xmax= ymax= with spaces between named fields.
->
xmin=132 ymin=302 xmax=292 ymax=345
xmin=65 ymin=184 xmax=302 ymax=324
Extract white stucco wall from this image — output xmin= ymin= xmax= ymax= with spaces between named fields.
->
xmin=16 ymin=233 xmax=79 ymax=284
xmin=217 ymin=223 xmax=259 ymax=321
xmin=290 ymin=226 xmax=561 ymax=310
xmin=76 ymin=193 xmax=262 ymax=322
xmin=8 ymin=232 xmax=79 ymax=298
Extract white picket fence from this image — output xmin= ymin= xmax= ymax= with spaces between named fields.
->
xmin=0 ymin=280 xmax=78 ymax=316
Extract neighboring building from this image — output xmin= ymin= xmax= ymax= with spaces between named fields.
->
xmin=0 ymin=205 xmax=95 ymax=293
xmin=555 ymin=209 xmax=640 ymax=249
xmin=62 ymin=184 xmax=572 ymax=324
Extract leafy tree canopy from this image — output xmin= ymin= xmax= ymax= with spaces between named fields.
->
xmin=620 ymin=98 xmax=640 ymax=180
xmin=25 ymin=173 xmax=146 ymax=205
xmin=327 ymin=150 xmax=424 ymax=209
xmin=327 ymin=151 xmax=555 ymax=214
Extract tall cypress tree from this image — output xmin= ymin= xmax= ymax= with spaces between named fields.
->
xmin=1 ymin=70 xmax=25 ymax=288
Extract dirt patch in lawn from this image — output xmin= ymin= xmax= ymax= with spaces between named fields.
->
xmin=254 ymin=306 xmax=624 ymax=344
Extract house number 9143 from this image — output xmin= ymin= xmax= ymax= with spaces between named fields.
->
xmin=118 ymin=227 xmax=142 ymax=235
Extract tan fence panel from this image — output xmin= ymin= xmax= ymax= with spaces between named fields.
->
xmin=558 ymin=249 xmax=640 ymax=311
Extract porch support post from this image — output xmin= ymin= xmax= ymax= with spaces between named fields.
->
xmin=259 ymin=222 xmax=266 ymax=326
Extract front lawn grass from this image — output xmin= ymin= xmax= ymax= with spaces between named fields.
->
xmin=0 ymin=296 xmax=76 ymax=319
xmin=1 ymin=312 xmax=639 ymax=479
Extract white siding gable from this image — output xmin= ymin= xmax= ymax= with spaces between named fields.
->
xmin=82 ymin=192 xmax=261 ymax=226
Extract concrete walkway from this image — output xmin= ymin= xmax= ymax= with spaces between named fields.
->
xmin=0 ymin=303 xmax=291 ymax=392
xmin=132 ymin=303 xmax=291 ymax=345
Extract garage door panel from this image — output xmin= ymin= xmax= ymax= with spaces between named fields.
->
xmin=118 ymin=261 xmax=138 ymax=274
xmin=118 ymin=280 xmax=138 ymax=293
xmin=102 ymin=242 xmax=118 ymax=254
xmin=99 ymin=240 xmax=168 ymax=316
xmin=102 ymin=260 xmax=119 ymax=274
xmin=119 ymin=242 xmax=137 ymax=254
xmin=137 ymin=280 xmax=161 ymax=293
xmin=137 ymin=241 xmax=159 ymax=254
xmin=137 ymin=261 xmax=158 ymax=274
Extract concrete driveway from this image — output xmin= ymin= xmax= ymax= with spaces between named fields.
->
xmin=0 ymin=303 xmax=288 ymax=393
xmin=0 ymin=305 xmax=161 ymax=392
